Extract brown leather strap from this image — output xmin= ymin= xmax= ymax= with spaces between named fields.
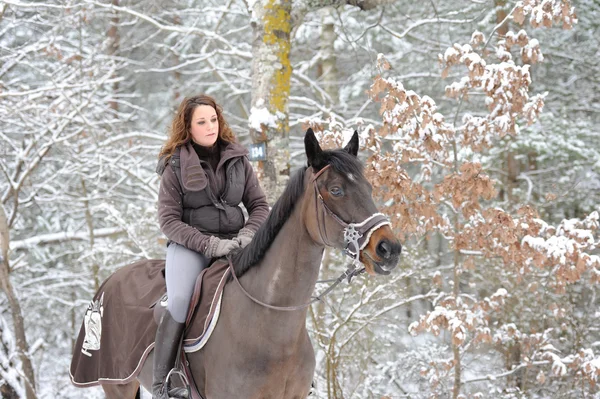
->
xmin=311 ymin=165 xmax=347 ymax=247
xmin=311 ymin=164 xmax=331 ymax=182
xmin=228 ymin=258 xmax=363 ymax=312
xmin=229 ymin=259 xmax=317 ymax=311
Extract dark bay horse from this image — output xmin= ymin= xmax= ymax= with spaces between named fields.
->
xmin=102 ymin=129 xmax=402 ymax=398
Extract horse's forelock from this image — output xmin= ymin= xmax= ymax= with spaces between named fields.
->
xmin=320 ymin=149 xmax=364 ymax=180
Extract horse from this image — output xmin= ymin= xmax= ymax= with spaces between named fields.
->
xmin=101 ymin=128 xmax=402 ymax=398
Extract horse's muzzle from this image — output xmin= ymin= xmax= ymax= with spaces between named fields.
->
xmin=373 ymin=239 xmax=402 ymax=274
xmin=360 ymin=228 xmax=402 ymax=276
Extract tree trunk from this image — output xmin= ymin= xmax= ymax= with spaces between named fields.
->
xmin=507 ymin=341 xmax=523 ymax=389
xmin=0 ymin=383 xmax=19 ymax=399
xmin=495 ymin=0 xmax=520 ymax=205
xmin=107 ymin=0 xmax=120 ymax=112
xmin=0 ymin=205 xmax=37 ymax=399
xmin=250 ymin=0 xmax=292 ymax=204
xmin=80 ymin=179 xmax=99 ymax=291
xmin=452 ymin=225 xmax=461 ymax=399
xmin=71 ymin=290 xmax=77 ymax=353
xmin=506 ymin=148 xmax=519 ymax=204
xmin=319 ymin=8 xmax=339 ymax=104
xmin=497 ymin=2 xmax=525 ymax=389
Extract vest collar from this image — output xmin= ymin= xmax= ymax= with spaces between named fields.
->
xmin=179 ymin=140 xmax=248 ymax=192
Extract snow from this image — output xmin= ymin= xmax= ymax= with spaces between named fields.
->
xmin=2 ymin=0 xmax=596 ymax=397
xmin=523 ymin=235 xmax=574 ymax=264
xmin=443 ymin=46 xmax=460 ymax=61
xmin=249 ymin=104 xmax=279 ymax=131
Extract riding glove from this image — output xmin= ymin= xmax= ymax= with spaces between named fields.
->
xmin=234 ymin=228 xmax=255 ymax=249
xmin=206 ymin=236 xmax=240 ymax=258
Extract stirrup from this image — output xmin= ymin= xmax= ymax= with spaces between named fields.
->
xmin=164 ymin=368 xmax=191 ymax=399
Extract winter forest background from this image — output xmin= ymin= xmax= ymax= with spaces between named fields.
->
xmin=1 ymin=0 xmax=599 ymax=398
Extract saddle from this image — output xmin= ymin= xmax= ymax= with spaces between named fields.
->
xmin=69 ymin=258 xmax=230 ymax=387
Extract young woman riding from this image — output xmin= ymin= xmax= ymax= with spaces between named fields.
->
xmin=154 ymin=95 xmax=269 ymax=398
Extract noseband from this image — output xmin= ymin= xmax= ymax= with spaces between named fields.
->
xmin=311 ymin=165 xmax=391 ymax=263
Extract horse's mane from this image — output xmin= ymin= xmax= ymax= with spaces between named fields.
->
xmin=231 ymin=148 xmax=363 ymax=277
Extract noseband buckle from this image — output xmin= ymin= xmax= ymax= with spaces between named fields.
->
xmin=343 ymin=224 xmax=362 ymax=257
xmin=343 ymin=213 xmax=391 ymax=262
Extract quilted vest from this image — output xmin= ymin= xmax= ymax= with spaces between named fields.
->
xmin=159 ymin=145 xmax=247 ymax=239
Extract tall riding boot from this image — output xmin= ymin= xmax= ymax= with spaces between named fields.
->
xmin=152 ymin=310 xmax=189 ymax=399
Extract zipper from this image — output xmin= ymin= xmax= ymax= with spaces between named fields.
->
xmin=199 ymin=160 xmax=223 ymax=209
xmin=220 ymin=158 xmax=238 ymax=203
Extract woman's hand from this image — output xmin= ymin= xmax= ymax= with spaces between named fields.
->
xmin=206 ymin=236 xmax=240 ymax=258
xmin=233 ymin=228 xmax=255 ymax=249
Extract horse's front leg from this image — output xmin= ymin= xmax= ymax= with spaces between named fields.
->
xmin=101 ymin=381 xmax=140 ymax=399
xmin=284 ymin=331 xmax=316 ymax=398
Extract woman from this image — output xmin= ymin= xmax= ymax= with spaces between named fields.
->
xmin=154 ymin=95 xmax=269 ymax=398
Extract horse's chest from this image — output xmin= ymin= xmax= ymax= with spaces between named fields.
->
xmin=202 ymin=340 xmax=315 ymax=398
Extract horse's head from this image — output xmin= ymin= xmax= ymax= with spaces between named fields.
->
xmin=303 ymin=128 xmax=402 ymax=275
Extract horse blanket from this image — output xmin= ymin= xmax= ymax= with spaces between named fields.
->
xmin=69 ymin=258 xmax=230 ymax=387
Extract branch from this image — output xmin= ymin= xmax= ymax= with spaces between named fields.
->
xmin=345 ymin=0 xmax=401 ymax=11
xmin=482 ymin=4 xmax=519 ymax=50
xmin=381 ymin=17 xmax=476 ymax=40
xmin=516 ymin=173 xmax=534 ymax=203
xmin=462 ymin=360 xmax=552 ymax=384
xmin=5 ymin=0 xmax=243 ymax=54
xmin=0 ymin=77 xmax=124 ymax=98
xmin=339 ymin=7 xmax=385 ymax=43
xmin=338 ymin=292 xmax=437 ymax=352
xmin=10 ymin=227 xmax=125 ymax=250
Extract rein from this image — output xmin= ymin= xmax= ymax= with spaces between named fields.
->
xmin=228 ymin=256 xmax=364 ymax=312
xmin=230 ymin=165 xmax=391 ymax=312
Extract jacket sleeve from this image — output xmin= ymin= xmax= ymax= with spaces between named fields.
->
xmin=158 ymin=164 xmax=212 ymax=254
xmin=241 ymin=157 xmax=270 ymax=232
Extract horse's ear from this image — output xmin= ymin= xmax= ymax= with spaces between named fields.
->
xmin=305 ymin=128 xmax=324 ymax=168
xmin=344 ymin=131 xmax=359 ymax=157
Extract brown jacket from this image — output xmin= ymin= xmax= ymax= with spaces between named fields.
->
xmin=157 ymin=141 xmax=269 ymax=255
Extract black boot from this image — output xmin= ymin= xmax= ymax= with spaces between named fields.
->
xmin=152 ymin=310 xmax=189 ymax=399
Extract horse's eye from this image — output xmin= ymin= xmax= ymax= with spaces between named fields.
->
xmin=330 ymin=186 xmax=343 ymax=197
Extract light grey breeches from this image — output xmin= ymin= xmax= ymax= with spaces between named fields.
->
xmin=165 ymin=243 xmax=210 ymax=323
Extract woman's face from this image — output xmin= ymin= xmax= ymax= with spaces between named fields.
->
xmin=190 ymin=105 xmax=219 ymax=147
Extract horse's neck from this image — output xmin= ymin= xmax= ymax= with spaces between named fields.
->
xmin=242 ymin=198 xmax=323 ymax=312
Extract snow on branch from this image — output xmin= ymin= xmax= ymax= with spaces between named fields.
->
xmin=10 ymin=227 xmax=125 ymax=250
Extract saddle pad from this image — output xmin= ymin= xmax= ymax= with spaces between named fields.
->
xmin=69 ymin=258 xmax=230 ymax=387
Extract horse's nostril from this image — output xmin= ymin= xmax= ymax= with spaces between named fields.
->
xmin=377 ymin=241 xmax=392 ymax=259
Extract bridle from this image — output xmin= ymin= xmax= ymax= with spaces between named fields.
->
xmin=229 ymin=164 xmax=391 ymax=312
xmin=311 ymin=165 xmax=391 ymax=263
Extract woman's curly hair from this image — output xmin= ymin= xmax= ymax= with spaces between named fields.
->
xmin=158 ymin=95 xmax=237 ymax=159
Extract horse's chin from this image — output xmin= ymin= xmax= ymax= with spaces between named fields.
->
xmin=360 ymin=252 xmax=398 ymax=276
xmin=373 ymin=263 xmax=392 ymax=275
